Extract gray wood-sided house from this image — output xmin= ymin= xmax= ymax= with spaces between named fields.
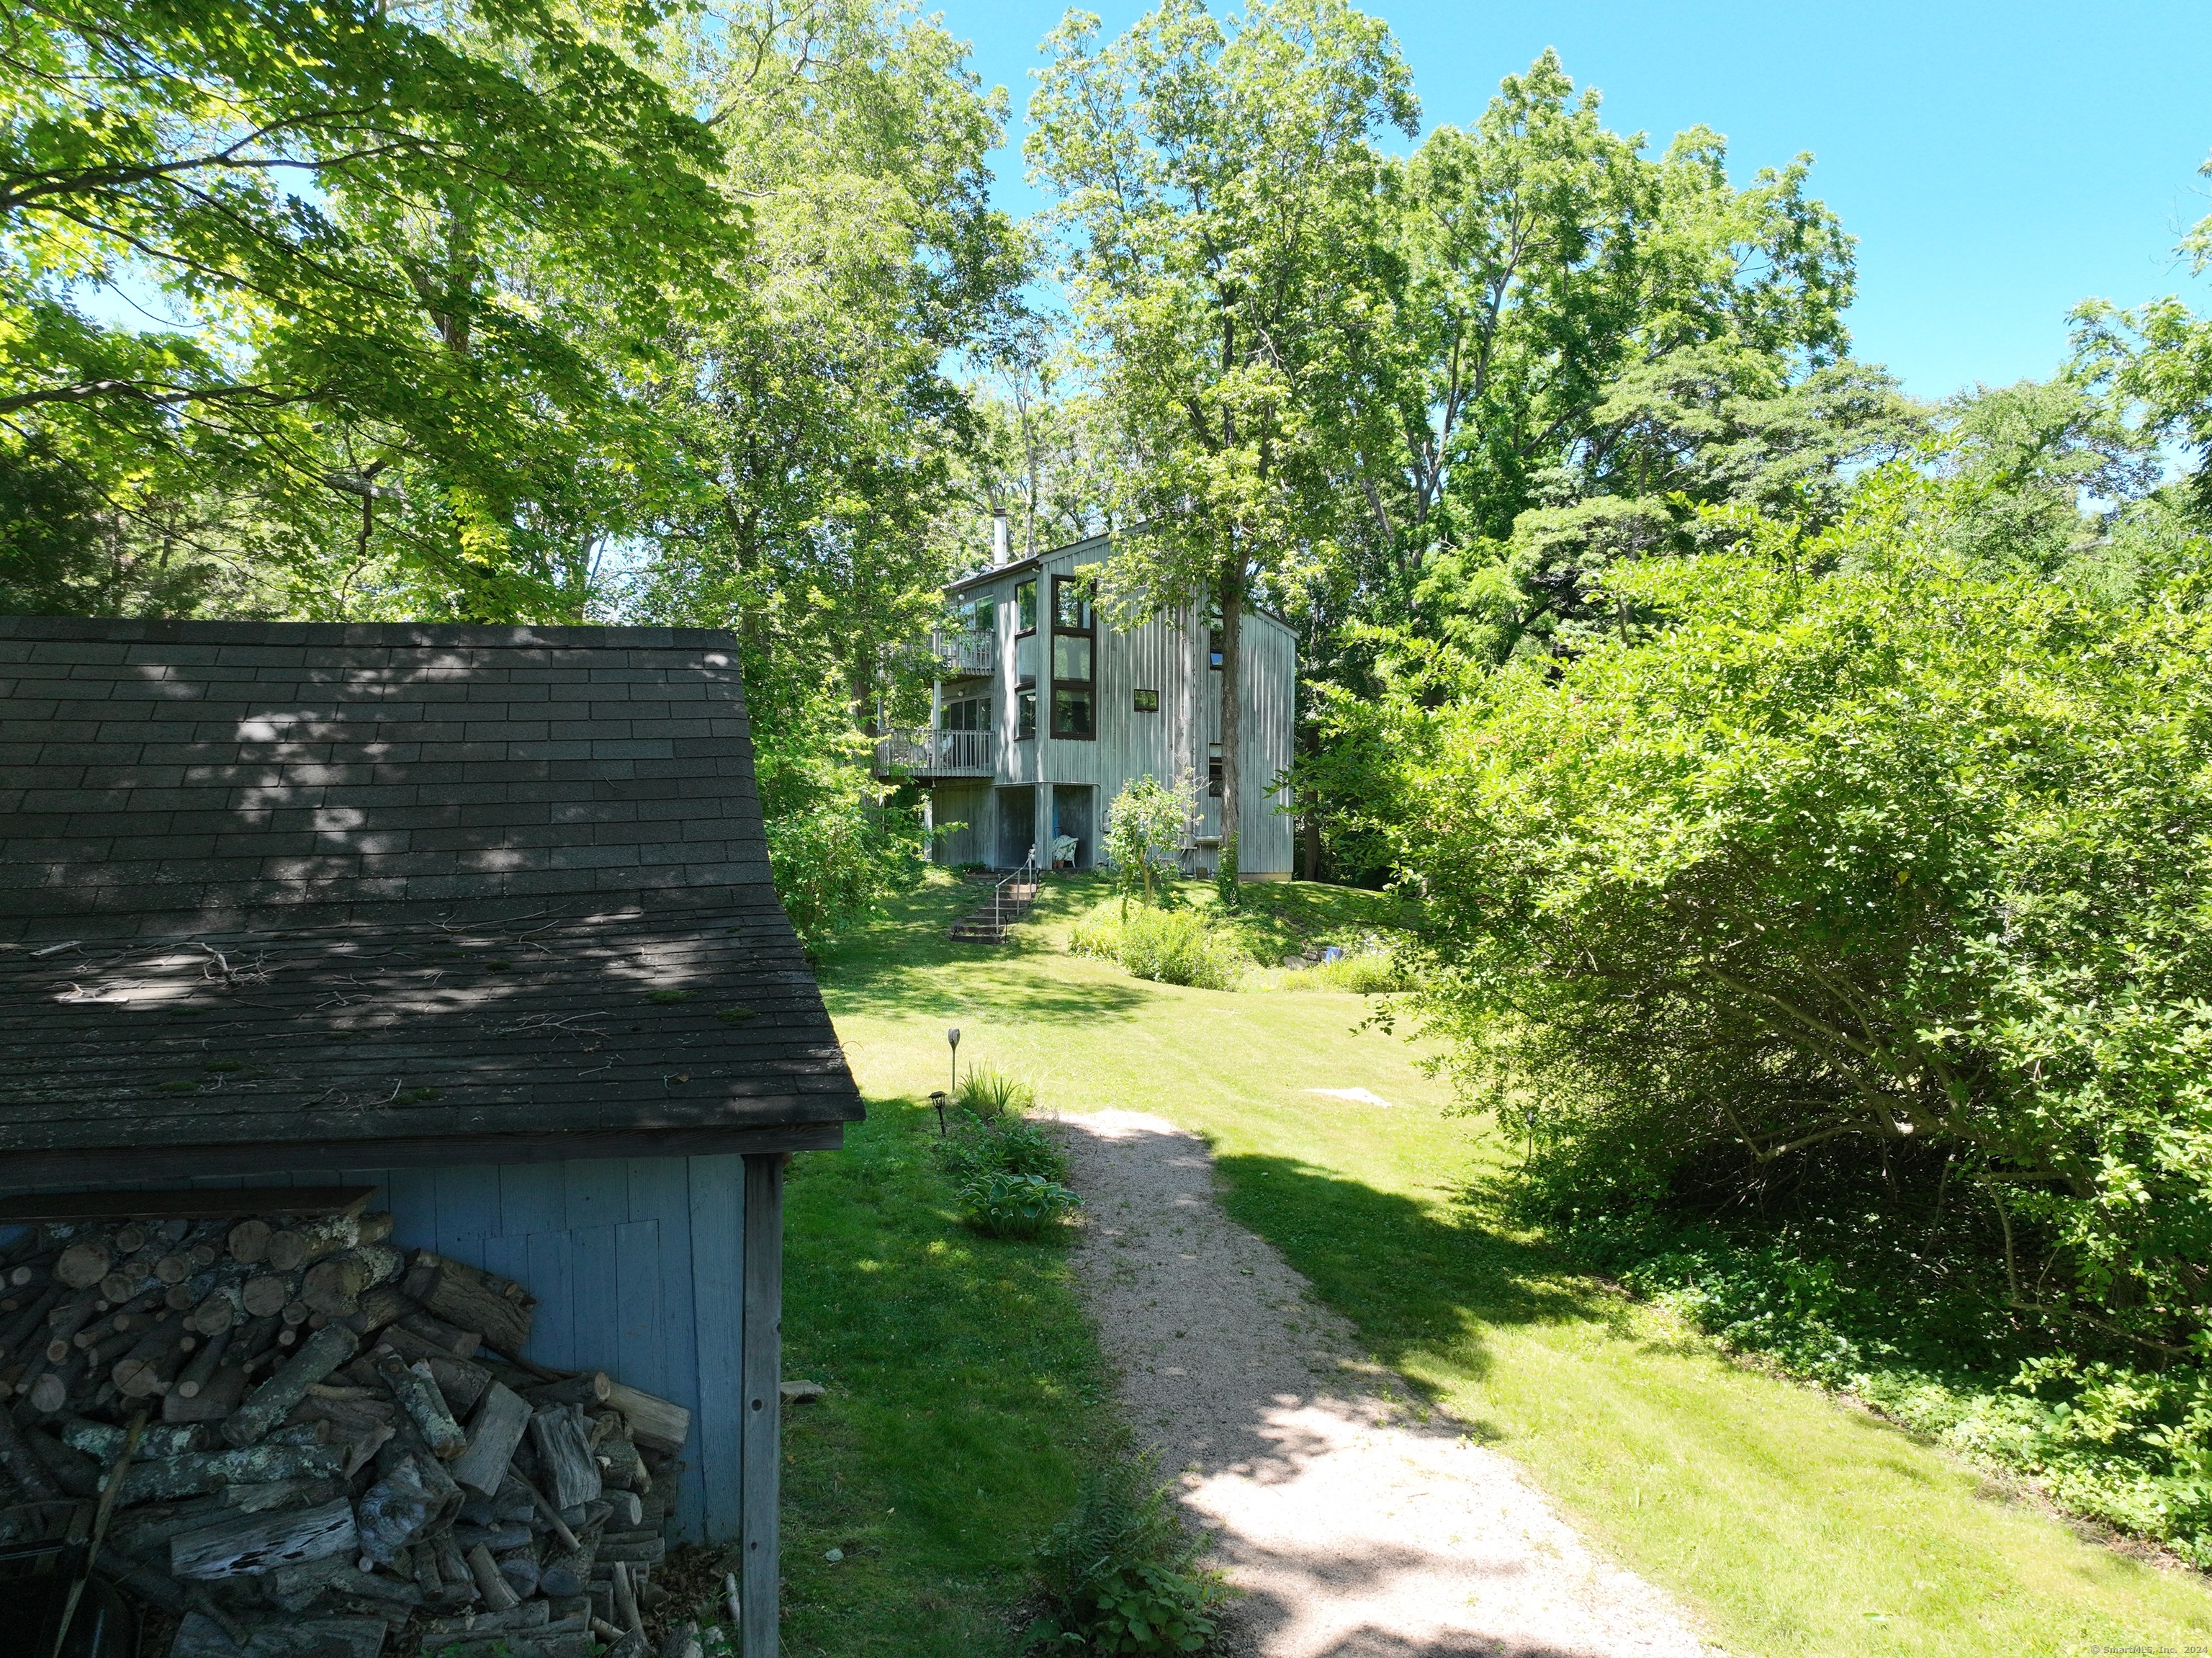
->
xmin=0 ymin=616 xmax=862 ymax=1654
xmin=875 ymin=529 xmax=1298 ymax=878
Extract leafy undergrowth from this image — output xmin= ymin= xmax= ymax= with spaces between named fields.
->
xmin=1061 ymin=876 xmax=1411 ymax=992
xmin=1557 ymin=1206 xmax=2212 ymax=1566
xmin=778 ymin=1088 xmax=1114 ymax=1658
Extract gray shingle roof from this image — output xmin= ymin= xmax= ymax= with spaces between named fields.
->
xmin=0 ymin=617 xmax=861 ymax=1183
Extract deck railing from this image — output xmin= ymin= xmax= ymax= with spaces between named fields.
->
xmin=873 ymin=726 xmax=996 ymax=777
xmin=931 ymin=627 xmax=997 ymax=676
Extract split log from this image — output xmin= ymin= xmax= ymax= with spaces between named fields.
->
xmin=604 ymin=1382 xmax=689 ymax=1455
xmin=228 ymin=1220 xmax=271 ymax=1265
xmin=113 ymin=1317 xmax=194 ymax=1396
xmin=187 ymin=1284 xmax=242 ymax=1335
xmin=540 ymin=1538 xmax=597 ymax=1599
xmin=223 ymin=1322 xmax=356 ymax=1447
xmin=395 ymin=1305 xmax=481 ymax=1359
xmin=373 ymin=1351 xmax=464 ymax=1458
xmin=434 ymin=1533 xmax=480 ymax=1607
xmin=523 ymin=1372 xmax=610 ymax=1409
xmin=174 ymin=1325 xmax=232 ymax=1398
xmin=27 ymin=1352 xmax=86 ymax=1415
xmin=595 ymin=1535 xmax=666 ymax=1566
xmin=404 ymin=1251 xmax=535 ymax=1354
xmin=301 ymin=1245 xmax=401 ymax=1318
xmin=611 ymin=1559 xmax=645 ymax=1636
xmin=169 ymin=1495 xmax=358 ymax=1579
xmin=467 ymin=1541 xmax=523 ymax=1612
xmin=163 ymin=1363 xmax=246 ymax=1424
xmin=454 ymin=1521 xmax=533 ymax=1551
xmin=55 ymin=1240 xmax=112 ymax=1289
xmin=425 ymin=1601 xmax=554 ymax=1636
xmin=240 ymin=1273 xmax=291 ymax=1318
xmin=356 ymin=1454 xmax=438 ymax=1564
xmin=500 ymin=1551 xmax=543 ymax=1598
xmin=42 ymin=1292 xmax=103 ymax=1358
xmin=529 ymin=1404 xmax=603 ymax=1510
xmin=356 ymin=1283 xmax=416 ymax=1333
xmin=117 ymin=1443 xmax=348 ymax=1505
xmin=224 ymin=1474 xmax=348 ymax=1514
xmin=423 ymin=1353 xmax=491 ymax=1418
xmin=451 ymin=1380 xmax=532 ymax=1496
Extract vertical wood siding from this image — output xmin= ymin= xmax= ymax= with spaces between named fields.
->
xmin=932 ymin=543 xmax=1298 ymax=873
xmin=0 ymin=1155 xmax=748 ymax=1541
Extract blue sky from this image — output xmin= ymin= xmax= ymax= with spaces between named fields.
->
xmin=943 ymin=0 xmax=2212 ymax=402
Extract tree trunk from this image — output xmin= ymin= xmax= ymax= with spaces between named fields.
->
xmin=1217 ymin=560 xmax=1244 ymax=885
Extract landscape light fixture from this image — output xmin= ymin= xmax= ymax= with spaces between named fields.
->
xmin=947 ymin=1026 xmax=961 ymax=1098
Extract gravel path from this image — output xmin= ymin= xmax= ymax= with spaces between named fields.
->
xmin=1060 ymin=1110 xmax=1719 ymax=1658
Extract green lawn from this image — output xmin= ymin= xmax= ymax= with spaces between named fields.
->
xmin=791 ymin=870 xmax=2212 ymax=1657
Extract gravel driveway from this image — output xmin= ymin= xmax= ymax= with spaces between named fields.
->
xmin=1060 ymin=1109 xmax=1720 ymax=1658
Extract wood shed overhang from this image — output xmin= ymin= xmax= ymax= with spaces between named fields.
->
xmin=0 ymin=616 xmax=863 ymax=1188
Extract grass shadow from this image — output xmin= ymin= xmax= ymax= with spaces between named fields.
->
xmin=1210 ymin=1151 xmax=1615 ymax=1399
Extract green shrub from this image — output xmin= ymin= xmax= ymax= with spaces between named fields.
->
xmin=960 ymin=1169 xmax=1081 ymax=1240
xmin=1069 ymin=907 xmax=1245 ymax=991
xmin=956 ymin=1063 xmax=1035 ymax=1119
xmin=1277 ymin=946 xmax=1413 ymax=993
xmin=1393 ymin=543 xmax=2212 ymax=1360
xmin=938 ymin=1111 xmax=1068 ymax=1186
xmin=1030 ymin=1446 xmax=1231 ymax=1654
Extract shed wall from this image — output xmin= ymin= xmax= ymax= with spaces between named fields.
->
xmin=0 ymin=1154 xmax=747 ymax=1541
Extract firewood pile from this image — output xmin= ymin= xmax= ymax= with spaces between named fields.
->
xmin=0 ymin=1211 xmax=696 ymax=1658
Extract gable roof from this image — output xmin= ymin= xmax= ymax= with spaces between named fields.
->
xmin=0 ymin=617 xmax=861 ymax=1186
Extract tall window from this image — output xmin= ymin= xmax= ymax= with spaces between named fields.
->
xmin=1051 ymin=574 xmax=1095 ymax=739
xmin=1208 ymin=742 xmax=1223 ymax=797
xmin=943 ymin=695 xmax=986 ymax=732
xmin=1015 ymin=578 xmax=1038 ymax=635
xmin=1016 ymin=687 xmax=1037 ymax=740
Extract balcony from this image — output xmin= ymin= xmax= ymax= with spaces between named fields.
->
xmin=932 ymin=627 xmax=997 ymax=677
xmin=873 ymin=726 xmax=996 ymax=779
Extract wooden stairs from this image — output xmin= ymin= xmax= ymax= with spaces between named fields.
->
xmin=950 ymin=864 xmax=1040 ymax=944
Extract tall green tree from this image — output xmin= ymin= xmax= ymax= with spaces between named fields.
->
xmin=0 ymin=0 xmax=741 ymax=618
xmin=1028 ymin=0 xmax=1418 ymax=887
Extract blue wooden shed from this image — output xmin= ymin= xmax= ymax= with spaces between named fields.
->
xmin=0 ymin=617 xmax=863 ymax=1654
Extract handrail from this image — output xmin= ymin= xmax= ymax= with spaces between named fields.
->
xmin=872 ymin=726 xmax=994 ymax=776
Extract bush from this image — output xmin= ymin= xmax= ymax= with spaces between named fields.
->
xmin=1393 ymin=544 xmax=2212 ymax=1359
xmin=956 ymin=1063 xmax=1035 ymax=1119
xmin=960 ymin=1168 xmax=1082 ymax=1240
xmin=938 ymin=1111 xmax=1068 ymax=1186
xmin=1277 ymin=944 xmax=1413 ymax=994
xmin=1030 ymin=1446 xmax=1231 ymax=1654
xmin=1069 ymin=907 xmax=1246 ymax=991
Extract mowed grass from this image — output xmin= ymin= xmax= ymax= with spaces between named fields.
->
xmin=777 ymin=1072 xmax=1112 ymax=1654
xmin=809 ymin=870 xmax=2212 ymax=1658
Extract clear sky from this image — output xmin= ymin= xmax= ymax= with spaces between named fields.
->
xmin=943 ymin=0 xmax=2212 ymax=402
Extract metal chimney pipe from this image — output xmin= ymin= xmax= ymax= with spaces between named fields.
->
xmin=992 ymin=508 xmax=1011 ymax=567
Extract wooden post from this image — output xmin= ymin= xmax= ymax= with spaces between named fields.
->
xmin=740 ymin=1153 xmax=785 ymax=1658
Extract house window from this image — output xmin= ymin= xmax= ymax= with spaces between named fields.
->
xmin=943 ymin=695 xmax=986 ymax=732
xmin=1015 ymin=579 xmax=1038 ymax=635
xmin=1053 ymin=689 xmax=1094 ymax=738
xmin=1208 ymin=742 xmax=1223 ymax=797
xmin=1208 ymin=629 xmax=1224 ymax=671
xmin=1016 ymin=686 xmax=1037 ymax=740
xmin=1133 ymin=689 xmax=1159 ymax=713
xmin=1051 ymin=573 xmax=1096 ymax=740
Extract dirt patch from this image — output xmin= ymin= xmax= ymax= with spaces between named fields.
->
xmin=1059 ymin=1109 xmax=1720 ymax=1658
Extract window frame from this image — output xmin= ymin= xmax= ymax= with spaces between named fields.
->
xmin=1133 ymin=688 xmax=1159 ymax=714
xmin=1049 ymin=573 xmax=1097 ymax=742
xmin=1015 ymin=578 xmax=1038 ymax=637
xmin=1015 ymin=684 xmax=1037 ymax=741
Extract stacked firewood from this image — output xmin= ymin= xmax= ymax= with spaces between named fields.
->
xmin=0 ymin=1213 xmax=693 ymax=1658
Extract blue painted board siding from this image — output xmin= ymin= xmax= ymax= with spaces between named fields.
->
xmin=0 ymin=1153 xmax=745 ymax=1541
